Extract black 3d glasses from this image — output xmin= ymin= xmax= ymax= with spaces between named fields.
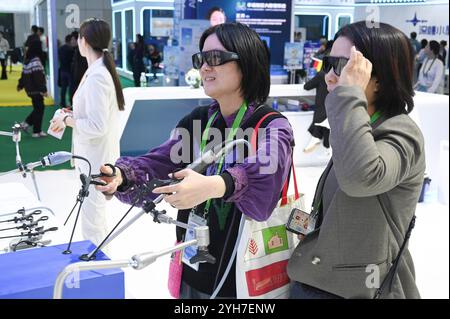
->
xmin=322 ymin=56 xmax=349 ymax=76
xmin=192 ymin=50 xmax=239 ymax=69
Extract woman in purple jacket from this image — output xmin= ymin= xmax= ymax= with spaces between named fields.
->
xmin=96 ymin=23 xmax=294 ymax=298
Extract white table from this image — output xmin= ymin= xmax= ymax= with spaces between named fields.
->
xmin=0 ymin=183 xmax=42 ymax=216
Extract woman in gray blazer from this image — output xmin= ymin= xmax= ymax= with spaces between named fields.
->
xmin=288 ymin=21 xmax=425 ymax=299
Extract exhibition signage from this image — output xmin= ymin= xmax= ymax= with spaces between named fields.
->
xmin=164 ymin=46 xmax=182 ymax=80
xmin=178 ymin=19 xmax=211 ymax=86
xmin=284 ymin=42 xmax=305 ymax=70
xmin=303 ymin=41 xmax=322 ymax=78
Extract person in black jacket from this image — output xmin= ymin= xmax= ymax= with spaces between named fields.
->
xmin=69 ymin=31 xmax=88 ymax=106
xmin=25 ymin=25 xmax=40 ymax=49
xmin=145 ymin=44 xmax=162 ymax=82
xmin=17 ymin=40 xmax=48 ymax=137
xmin=303 ymin=70 xmax=330 ymax=152
xmin=58 ymin=34 xmax=74 ymax=108
xmin=127 ymin=42 xmax=135 ymax=73
xmin=132 ymin=34 xmax=146 ymax=87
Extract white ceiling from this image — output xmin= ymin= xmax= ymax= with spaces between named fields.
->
xmin=0 ymin=0 xmax=39 ymax=13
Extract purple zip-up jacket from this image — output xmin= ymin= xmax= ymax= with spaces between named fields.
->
xmin=115 ymin=101 xmax=294 ymax=221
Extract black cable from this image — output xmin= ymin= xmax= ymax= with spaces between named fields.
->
xmin=72 ymin=155 xmax=92 ymax=177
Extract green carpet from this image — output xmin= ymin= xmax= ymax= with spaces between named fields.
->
xmin=0 ymin=105 xmax=72 ymax=172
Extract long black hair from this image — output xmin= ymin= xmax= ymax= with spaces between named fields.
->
xmin=79 ymin=18 xmax=125 ymax=111
xmin=335 ymin=21 xmax=415 ymax=117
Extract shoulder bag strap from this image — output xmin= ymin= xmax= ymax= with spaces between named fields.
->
xmin=252 ymin=112 xmax=299 ymax=206
xmin=374 ymin=206 xmax=416 ymax=299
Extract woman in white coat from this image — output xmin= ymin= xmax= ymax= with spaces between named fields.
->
xmin=51 ymin=18 xmax=125 ymax=246
xmin=415 ymin=40 xmax=445 ymax=94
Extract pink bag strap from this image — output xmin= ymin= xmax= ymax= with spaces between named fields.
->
xmin=251 ymin=112 xmax=299 ymax=207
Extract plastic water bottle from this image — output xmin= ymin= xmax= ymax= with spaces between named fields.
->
xmin=140 ymin=72 xmax=147 ymax=87
xmin=272 ymin=98 xmax=278 ymax=110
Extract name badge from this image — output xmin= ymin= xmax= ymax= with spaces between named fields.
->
xmin=182 ymin=211 xmax=207 ymax=271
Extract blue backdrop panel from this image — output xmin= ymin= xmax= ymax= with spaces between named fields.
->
xmin=0 ymin=241 xmax=124 ymax=299
xmin=196 ymin=0 xmax=292 ymax=67
xmin=120 ymin=98 xmax=212 ymax=157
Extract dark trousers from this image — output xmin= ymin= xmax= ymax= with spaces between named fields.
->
xmin=0 ymin=58 xmax=7 ymax=79
xmin=133 ymin=63 xmax=146 ymax=87
xmin=308 ymin=123 xmax=330 ymax=148
xmin=26 ymin=95 xmax=45 ymax=133
xmin=133 ymin=70 xmax=145 ymax=87
xmin=59 ymin=71 xmax=71 ymax=107
xmin=151 ymin=66 xmax=161 ymax=79
xmin=290 ymin=281 xmax=343 ymax=299
xmin=133 ymin=72 xmax=140 ymax=87
xmin=40 ymin=52 xmax=47 ymax=73
xmin=308 ymin=103 xmax=330 ymax=148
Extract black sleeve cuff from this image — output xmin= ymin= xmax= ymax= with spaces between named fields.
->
xmin=220 ymin=171 xmax=235 ymax=200
xmin=116 ymin=166 xmax=133 ymax=193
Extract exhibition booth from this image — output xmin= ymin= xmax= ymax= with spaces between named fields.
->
xmin=0 ymin=83 xmax=448 ymax=299
xmin=0 ymin=0 xmax=448 ymax=300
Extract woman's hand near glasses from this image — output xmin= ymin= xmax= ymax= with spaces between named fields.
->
xmin=338 ymin=46 xmax=372 ymax=91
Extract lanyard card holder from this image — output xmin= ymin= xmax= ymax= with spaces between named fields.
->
xmin=182 ymin=211 xmax=207 ymax=271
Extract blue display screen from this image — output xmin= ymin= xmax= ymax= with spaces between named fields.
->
xmin=195 ymin=0 xmax=292 ymax=68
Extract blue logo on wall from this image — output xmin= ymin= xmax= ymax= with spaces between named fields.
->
xmin=406 ymin=13 xmax=428 ymax=27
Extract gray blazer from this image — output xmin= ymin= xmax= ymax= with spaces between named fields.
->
xmin=287 ymin=86 xmax=425 ymax=299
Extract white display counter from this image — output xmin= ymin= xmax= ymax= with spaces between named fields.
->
xmin=409 ymin=92 xmax=449 ymax=202
xmin=119 ymin=84 xmax=315 ymax=135
xmin=119 ymin=84 xmax=327 ymax=166
xmin=120 ymin=86 xmax=449 ymax=186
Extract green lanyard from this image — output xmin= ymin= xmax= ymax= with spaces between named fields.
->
xmin=200 ymin=101 xmax=248 ymax=218
xmin=370 ymin=110 xmax=382 ymax=125
xmin=312 ymin=109 xmax=382 ymax=214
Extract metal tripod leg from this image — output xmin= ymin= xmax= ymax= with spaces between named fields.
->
xmin=29 ymin=169 xmax=42 ymax=201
